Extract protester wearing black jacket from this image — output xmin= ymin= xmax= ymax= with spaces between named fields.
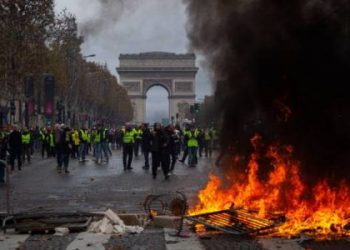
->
xmin=9 ymin=125 xmax=22 ymax=171
xmin=141 ymin=123 xmax=151 ymax=170
xmin=150 ymin=123 xmax=170 ymax=180
xmin=56 ymin=126 xmax=72 ymax=173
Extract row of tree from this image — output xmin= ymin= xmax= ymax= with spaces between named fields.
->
xmin=0 ymin=0 xmax=133 ymax=126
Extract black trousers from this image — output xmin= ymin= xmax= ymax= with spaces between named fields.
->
xmin=181 ymin=147 xmax=188 ymax=161
xmin=10 ymin=148 xmax=22 ymax=170
xmin=134 ymin=141 xmax=140 ymax=156
xmin=57 ymin=150 xmax=70 ymax=171
xmin=22 ymin=144 xmax=31 ymax=163
xmin=152 ymin=151 xmax=170 ymax=178
xmin=123 ymin=144 xmax=134 ymax=169
xmin=170 ymin=150 xmax=177 ymax=171
xmin=42 ymin=141 xmax=48 ymax=158
xmin=144 ymin=149 xmax=150 ymax=168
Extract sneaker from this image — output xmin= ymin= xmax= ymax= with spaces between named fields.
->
xmin=127 ymin=166 xmax=133 ymax=170
xmin=65 ymin=170 xmax=70 ymax=174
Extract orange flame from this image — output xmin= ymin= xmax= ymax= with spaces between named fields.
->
xmin=189 ymin=135 xmax=350 ymax=238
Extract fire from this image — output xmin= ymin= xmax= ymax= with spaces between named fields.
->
xmin=189 ymin=134 xmax=350 ymax=238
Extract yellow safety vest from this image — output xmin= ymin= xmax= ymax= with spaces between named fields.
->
xmin=204 ymin=130 xmax=211 ymax=140
xmin=72 ymin=131 xmax=80 ymax=145
xmin=187 ymin=131 xmax=199 ymax=148
xmin=80 ymin=130 xmax=87 ymax=141
xmin=49 ymin=133 xmax=55 ymax=147
xmin=22 ymin=134 xmax=31 ymax=144
xmin=123 ymin=131 xmax=135 ymax=144
xmin=95 ymin=132 xmax=101 ymax=143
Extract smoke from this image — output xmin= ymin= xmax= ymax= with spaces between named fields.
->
xmin=184 ymin=0 xmax=350 ymax=182
xmin=79 ymin=0 xmax=136 ymax=38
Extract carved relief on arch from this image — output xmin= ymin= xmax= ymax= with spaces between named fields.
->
xmin=123 ymin=81 xmax=141 ymax=92
xmin=175 ymin=81 xmax=193 ymax=92
xmin=143 ymin=79 xmax=172 ymax=95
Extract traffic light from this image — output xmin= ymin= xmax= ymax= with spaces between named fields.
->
xmin=194 ymin=103 xmax=200 ymax=113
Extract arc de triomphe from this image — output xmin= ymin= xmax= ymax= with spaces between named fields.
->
xmin=116 ymin=52 xmax=198 ymax=123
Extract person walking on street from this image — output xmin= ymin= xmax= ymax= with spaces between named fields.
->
xmin=40 ymin=127 xmax=48 ymax=158
xmin=71 ymin=128 xmax=80 ymax=159
xmin=21 ymin=127 xmax=31 ymax=164
xmin=179 ymin=125 xmax=190 ymax=164
xmin=9 ymin=125 xmax=22 ymax=171
xmin=151 ymin=123 xmax=170 ymax=180
xmin=79 ymin=127 xmax=88 ymax=162
xmin=57 ymin=125 xmax=72 ymax=174
xmin=187 ymin=126 xmax=199 ymax=167
xmin=122 ymin=124 xmax=135 ymax=170
xmin=134 ymin=126 xmax=142 ymax=157
xmin=141 ymin=123 xmax=151 ymax=170
xmin=203 ymin=127 xmax=213 ymax=157
xmin=47 ymin=127 xmax=56 ymax=157
xmin=166 ymin=125 xmax=179 ymax=173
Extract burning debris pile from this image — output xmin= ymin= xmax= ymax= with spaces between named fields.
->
xmin=189 ymin=135 xmax=350 ymax=238
xmin=184 ymin=0 xmax=350 ymax=239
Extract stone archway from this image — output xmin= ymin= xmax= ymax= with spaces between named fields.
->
xmin=116 ymin=52 xmax=198 ymax=124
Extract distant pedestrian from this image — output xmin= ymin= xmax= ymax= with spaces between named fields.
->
xmin=21 ymin=127 xmax=31 ymax=164
xmin=56 ymin=125 xmax=72 ymax=174
xmin=141 ymin=123 xmax=151 ymax=170
xmin=151 ymin=123 xmax=170 ymax=180
xmin=9 ymin=125 xmax=22 ymax=171
xmin=122 ymin=124 xmax=135 ymax=170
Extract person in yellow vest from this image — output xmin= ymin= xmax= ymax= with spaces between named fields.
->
xmin=86 ymin=130 xmax=92 ymax=155
xmin=187 ymin=126 xmax=199 ymax=167
xmin=93 ymin=124 xmax=102 ymax=164
xmin=71 ymin=128 xmax=80 ymax=159
xmin=134 ymin=126 xmax=143 ymax=157
xmin=122 ymin=124 xmax=135 ymax=170
xmin=79 ymin=127 xmax=88 ymax=162
xmin=179 ymin=125 xmax=190 ymax=163
xmin=21 ymin=127 xmax=31 ymax=164
xmin=203 ymin=127 xmax=213 ymax=157
xmin=210 ymin=127 xmax=218 ymax=150
xmin=39 ymin=127 xmax=48 ymax=159
xmin=46 ymin=127 xmax=56 ymax=157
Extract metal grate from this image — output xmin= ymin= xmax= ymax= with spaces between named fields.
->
xmin=185 ymin=209 xmax=283 ymax=235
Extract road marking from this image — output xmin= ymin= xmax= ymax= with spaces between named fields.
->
xmin=164 ymin=228 xmax=205 ymax=250
xmin=0 ymin=232 xmax=30 ymax=250
xmin=66 ymin=232 xmax=111 ymax=250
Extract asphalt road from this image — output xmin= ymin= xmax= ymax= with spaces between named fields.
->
xmin=0 ymin=149 xmax=213 ymax=214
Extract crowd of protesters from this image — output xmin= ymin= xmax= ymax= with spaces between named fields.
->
xmin=0 ymin=122 xmax=218 ymax=182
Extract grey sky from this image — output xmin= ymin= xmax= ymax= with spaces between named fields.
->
xmin=54 ymin=0 xmax=212 ymax=121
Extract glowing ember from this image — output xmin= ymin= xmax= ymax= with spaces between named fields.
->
xmin=189 ymin=135 xmax=350 ymax=238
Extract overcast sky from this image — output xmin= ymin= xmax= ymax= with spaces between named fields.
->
xmin=54 ymin=0 xmax=212 ymax=121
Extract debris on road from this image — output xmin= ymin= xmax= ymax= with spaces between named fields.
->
xmin=88 ymin=209 xmax=144 ymax=234
xmin=54 ymin=227 xmax=69 ymax=236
